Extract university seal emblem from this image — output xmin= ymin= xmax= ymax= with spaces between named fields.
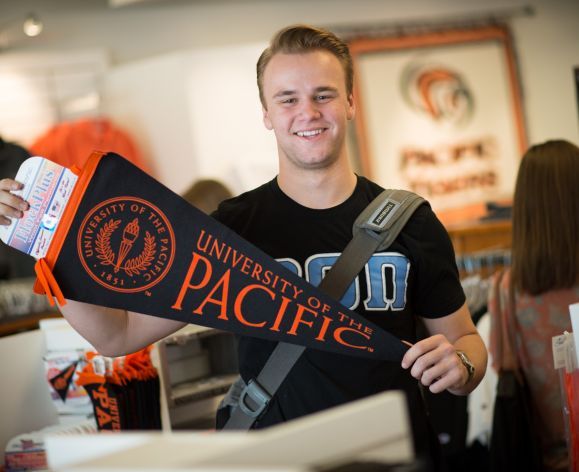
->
xmin=77 ymin=197 xmax=175 ymax=292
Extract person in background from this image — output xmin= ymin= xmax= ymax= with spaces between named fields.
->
xmin=489 ymin=139 xmax=579 ymax=472
xmin=0 ymin=24 xmax=487 ymax=470
xmin=181 ymin=178 xmax=233 ymax=215
xmin=0 ymin=136 xmax=35 ymax=279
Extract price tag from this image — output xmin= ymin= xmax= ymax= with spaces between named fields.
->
xmin=0 ymin=157 xmax=78 ymax=259
xmin=552 ymin=334 xmax=568 ymax=370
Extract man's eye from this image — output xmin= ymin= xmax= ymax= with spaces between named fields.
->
xmin=315 ymin=95 xmax=331 ymax=101
xmin=281 ymin=98 xmax=297 ymax=104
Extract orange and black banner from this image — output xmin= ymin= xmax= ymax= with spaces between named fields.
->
xmin=48 ymin=360 xmax=78 ymax=402
xmin=82 ymin=382 xmax=123 ymax=431
xmin=36 ymin=152 xmax=407 ymax=361
xmin=76 ymin=349 xmax=161 ymax=431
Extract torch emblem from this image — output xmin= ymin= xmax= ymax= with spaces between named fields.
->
xmin=78 ymin=197 xmax=175 ymax=293
xmin=115 ymin=218 xmax=140 ymax=273
xmin=94 ymin=218 xmax=156 ymax=277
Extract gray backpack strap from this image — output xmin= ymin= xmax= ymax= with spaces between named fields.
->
xmin=353 ymin=189 xmax=426 ymax=252
xmin=223 ymin=189 xmax=425 ymax=431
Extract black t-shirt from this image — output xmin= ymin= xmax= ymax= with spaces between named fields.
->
xmin=213 ymin=175 xmax=465 ymax=429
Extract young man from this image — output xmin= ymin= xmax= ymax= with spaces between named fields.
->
xmin=212 ymin=25 xmax=486 ymax=462
xmin=0 ymin=24 xmax=486 ymax=465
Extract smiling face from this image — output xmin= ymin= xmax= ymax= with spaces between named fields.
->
xmin=261 ymin=50 xmax=355 ymax=172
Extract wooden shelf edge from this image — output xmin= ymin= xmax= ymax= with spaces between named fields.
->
xmin=0 ymin=311 xmax=61 ymax=337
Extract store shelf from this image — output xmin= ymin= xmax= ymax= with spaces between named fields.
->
xmin=156 ymin=327 xmax=238 ymax=430
xmin=446 ymin=219 xmax=512 ymax=255
xmin=171 ymin=373 xmax=238 ymax=406
xmin=0 ymin=311 xmax=61 ymax=337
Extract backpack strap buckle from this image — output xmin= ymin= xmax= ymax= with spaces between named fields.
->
xmin=238 ymin=379 xmax=271 ymax=418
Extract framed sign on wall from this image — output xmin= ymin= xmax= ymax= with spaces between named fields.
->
xmin=349 ymin=25 xmax=527 ymax=224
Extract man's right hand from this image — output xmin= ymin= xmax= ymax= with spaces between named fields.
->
xmin=0 ymin=179 xmax=29 ymax=226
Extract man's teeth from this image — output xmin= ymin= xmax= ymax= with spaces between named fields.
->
xmin=296 ymin=129 xmax=323 ymax=137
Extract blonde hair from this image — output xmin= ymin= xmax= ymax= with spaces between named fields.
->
xmin=256 ymin=24 xmax=353 ymax=107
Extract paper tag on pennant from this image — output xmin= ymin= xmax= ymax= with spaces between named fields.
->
xmin=553 ymin=334 xmax=568 ymax=370
xmin=0 ymin=157 xmax=78 ymax=259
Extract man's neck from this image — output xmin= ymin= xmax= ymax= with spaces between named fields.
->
xmin=277 ymin=161 xmax=357 ymax=209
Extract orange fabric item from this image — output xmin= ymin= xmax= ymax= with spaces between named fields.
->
xmin=33 ymin=151 xmax=105 ymax=301
xmin=30 ymin=118 xmax=149 ymax=173
xmin=34 ymin=258 xmax=65 ymax=307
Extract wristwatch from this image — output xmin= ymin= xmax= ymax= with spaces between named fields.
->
xmin=456 ymin=350 xmax=475 ymax=385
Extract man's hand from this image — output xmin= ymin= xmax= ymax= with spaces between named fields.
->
xmin=0 ymin=179 xmax=29 ymax=225
xmin=401 ymin=334 xmax=469 ymax=394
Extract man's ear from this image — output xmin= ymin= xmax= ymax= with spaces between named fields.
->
xmin=346 ymin=94 xmax=356 ymax=121
xmin=262 ymin=106 xmax=273 ymax=130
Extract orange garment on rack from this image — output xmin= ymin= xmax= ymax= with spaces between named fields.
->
xmin=30 ymin=118 xmax=150 ymax=173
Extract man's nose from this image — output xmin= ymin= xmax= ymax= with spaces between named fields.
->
xmin=299 ymin=100 xmax=321 ymax=119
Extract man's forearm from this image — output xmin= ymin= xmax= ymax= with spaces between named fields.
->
xmin=57 ymin=299 xmax=185 ymax=356
xmin=58 ymin=299 xmax=132 ymax=356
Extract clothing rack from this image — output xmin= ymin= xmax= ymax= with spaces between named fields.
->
xmin=457 ymin=248 xmax=511 ymax=323
xmin=456 ymin=248 xmax=511 ymax=276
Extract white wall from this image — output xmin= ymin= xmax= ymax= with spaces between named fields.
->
xmin=509 ymin=0 xmax=579 ymax=142
xmin=0 ymin=50 xmax=108 ymax=147
xmin=0 ymin=330 xmax=58 ymax=463
xmin=101 ymin=43 xmax=279 ymax=195
xmin=0 ymin=0 xmax=577 ymax=194
xmin=183 ymin=43 xmax=279 ymax=194
xmin=103 ymin=52 xmax=198 ymax=191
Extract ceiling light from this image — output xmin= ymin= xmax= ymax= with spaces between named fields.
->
xmin=23 ymin=14 xmax=43 ymax=37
